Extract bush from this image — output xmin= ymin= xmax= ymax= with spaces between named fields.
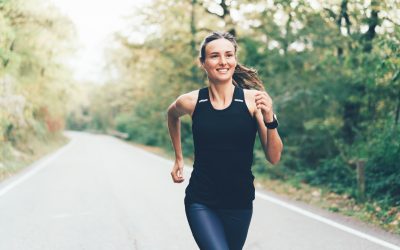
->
xmin=364 ymin=122 xmax=400 ymax=206
xmin=302 ymin=156 xmax=356 ymax=195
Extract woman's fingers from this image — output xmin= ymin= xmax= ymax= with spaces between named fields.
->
xmin=171 ymin=167 xmax=184 ymax=183
xmin=177 ymin=167 xmax=183 ymax=178
xmin=255 ymin=91 xmax=273 ymax=114
xmin=171 ymin=174 xmax=184 ymax=183
xmin=255 ymin=92 xmax=272 ymax=103
xmin=256 ymin=99 xmax=271 ymax=109
xmin=255 ymin=90 xmax=270 ymax=97
xmin=257 ymin=103 xmax=267 ymax=109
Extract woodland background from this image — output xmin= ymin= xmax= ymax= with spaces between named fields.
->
xmin=1 ymin=0 xmax=399 ymax=232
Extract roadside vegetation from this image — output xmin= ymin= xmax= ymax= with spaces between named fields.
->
xmin=0 ymin=0 xmax=76 ymax=177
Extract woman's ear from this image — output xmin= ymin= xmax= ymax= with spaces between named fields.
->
xmin=198 ymin=58 xmax=205 ymax=70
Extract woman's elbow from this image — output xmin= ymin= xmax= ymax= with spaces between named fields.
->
xmin=267 ymin=147 xmax=283 ymax=165
xmin=268 ymin=155 xmax=281 ymax=165
xmin=167 ymin=102 xmax=174 ymax=114
xmin=167 ymin=103 xmax=178 ymax=119
xmin=269 ymin=158 xmax=280 ymax=165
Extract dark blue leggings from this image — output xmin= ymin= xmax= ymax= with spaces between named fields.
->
xmin=185 ymin=202 xmax=253 ymax=250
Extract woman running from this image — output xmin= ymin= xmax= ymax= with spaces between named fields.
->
xmin=167 ymin=31 xmax=283 ymax=250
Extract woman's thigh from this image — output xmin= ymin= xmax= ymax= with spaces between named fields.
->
xmin=216 ymin=208 xmax=253 ymax=250
xmin=185 ymin=203 xmax=229 ymax=250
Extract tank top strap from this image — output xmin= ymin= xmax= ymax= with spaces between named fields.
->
xmin=233 ymin=86 xmax=245 ymax=103
xmin=197 ymin=87 xmax=209 ymax=103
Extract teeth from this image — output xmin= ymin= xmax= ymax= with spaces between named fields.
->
xmin=217 ymin=69 xmax=228 ymax=73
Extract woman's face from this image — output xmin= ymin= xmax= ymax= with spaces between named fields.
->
xmin=202 ymin=38 xmax=237 ymax=83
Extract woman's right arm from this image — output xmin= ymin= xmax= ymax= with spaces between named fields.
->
xmin=167 ymin=91 xmax=197 ymax=183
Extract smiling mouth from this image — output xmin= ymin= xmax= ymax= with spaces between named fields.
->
xmin=216 ymin=68 xmax=229 ymax=73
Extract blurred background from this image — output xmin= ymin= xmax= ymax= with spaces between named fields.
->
xmin=0 ymin=0 xmax=399 ymax=234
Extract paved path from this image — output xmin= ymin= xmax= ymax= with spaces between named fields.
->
xmin=0 ymin=131 xmax=398 ymax=250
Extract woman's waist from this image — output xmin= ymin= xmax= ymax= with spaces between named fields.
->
xmin=191 ymin=164 xmax=254 ymax=180
xmin=194 ymin=151 xmax=252 ymax=167
xmin=194 ymin=148 xmax=253 ymax=159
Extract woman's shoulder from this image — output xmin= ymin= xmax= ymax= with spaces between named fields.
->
xmin=175 ymin=89 xmax=200 ymax=114
xmin=243 ymin=89 xmax=260 ymax=101
xmin=177 ymin=89 xmax=199 ymax=104
xmin=242 ymin=89 xmax=258 ymax=115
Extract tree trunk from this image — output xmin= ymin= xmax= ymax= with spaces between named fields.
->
xmin=3 ymin=40 xmax=15 ymax=68
xmin=190 ymin=0 xmax=201 ymax=85
xmin=220 ymin=0 xmax=235 ymax=36
xmin=362 ymin=0 xmax=379 ymax=53
xmin=190 ymin=0 xmax=197 ymax=58
xmin=202 ymin=0 xmax=236 ymax=36
xmin=395 ymin=89 xmax=400 ymax=126
xmin=340 ymin=0 xmax=379 ymax=144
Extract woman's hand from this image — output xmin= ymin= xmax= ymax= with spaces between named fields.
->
xmin=255 ymin=91 xmax=274 ymax=122
xmin=171 ymin=159 xmax=185 ymax=183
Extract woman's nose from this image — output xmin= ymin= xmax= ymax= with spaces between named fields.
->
xmin=219 ymin=56 xmax=227 ymax=65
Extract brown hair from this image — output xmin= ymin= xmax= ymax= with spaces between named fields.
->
xmin=199 ymin=31 xmax=264 ymax=91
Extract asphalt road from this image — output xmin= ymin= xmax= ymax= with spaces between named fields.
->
xmin=0 ymin=131 xmax=399 ymax=250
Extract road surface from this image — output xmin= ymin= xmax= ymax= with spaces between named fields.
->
xmin=0 ymin=131 xmax=399 ymax=250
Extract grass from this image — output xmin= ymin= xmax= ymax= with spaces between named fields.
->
xmin=254 ymin=173 xmax=400 ymax=235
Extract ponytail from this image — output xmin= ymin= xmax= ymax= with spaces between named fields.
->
xmin=233 ymin=63 xmax=264 ymax=91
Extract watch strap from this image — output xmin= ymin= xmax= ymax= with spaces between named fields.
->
xmin=264 ymin=114 xmax=278 ymax=129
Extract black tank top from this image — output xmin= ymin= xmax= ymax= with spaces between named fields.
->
xmin=184 ymin=85 xmax=257 ymax=209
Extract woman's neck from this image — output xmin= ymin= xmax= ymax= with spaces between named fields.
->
xmin=208 ymin=81 xmax=235 ymax=105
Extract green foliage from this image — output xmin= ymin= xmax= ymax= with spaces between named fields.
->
xmin=364 ymin=121 xmax=400 ymax=206
xmin=302 ymin=157 xmax=356 ymax=195
xmin=0 ymin=0 xmax=76 ymax=163
xmin=67 ymin=0 xmax=400 ymax=209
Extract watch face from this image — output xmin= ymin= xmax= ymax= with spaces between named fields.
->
xmin=272 ymin=113 xmax=278 ymax=128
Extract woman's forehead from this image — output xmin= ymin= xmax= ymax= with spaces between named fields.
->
xmin=206 ymin=38 xmax=235 ymax=54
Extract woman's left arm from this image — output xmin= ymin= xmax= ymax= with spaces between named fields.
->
xmin=253 ymin=91 xmax=283 ymax=165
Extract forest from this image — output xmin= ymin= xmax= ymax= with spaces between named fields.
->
xmin=0 ymin=0 xmax=77 ymax=175
xmin=1 ymin=0 xmax=399 ymax=233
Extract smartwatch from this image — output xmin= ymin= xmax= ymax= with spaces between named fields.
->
xmin=264 ymin=113 xmax=279 ymax=129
